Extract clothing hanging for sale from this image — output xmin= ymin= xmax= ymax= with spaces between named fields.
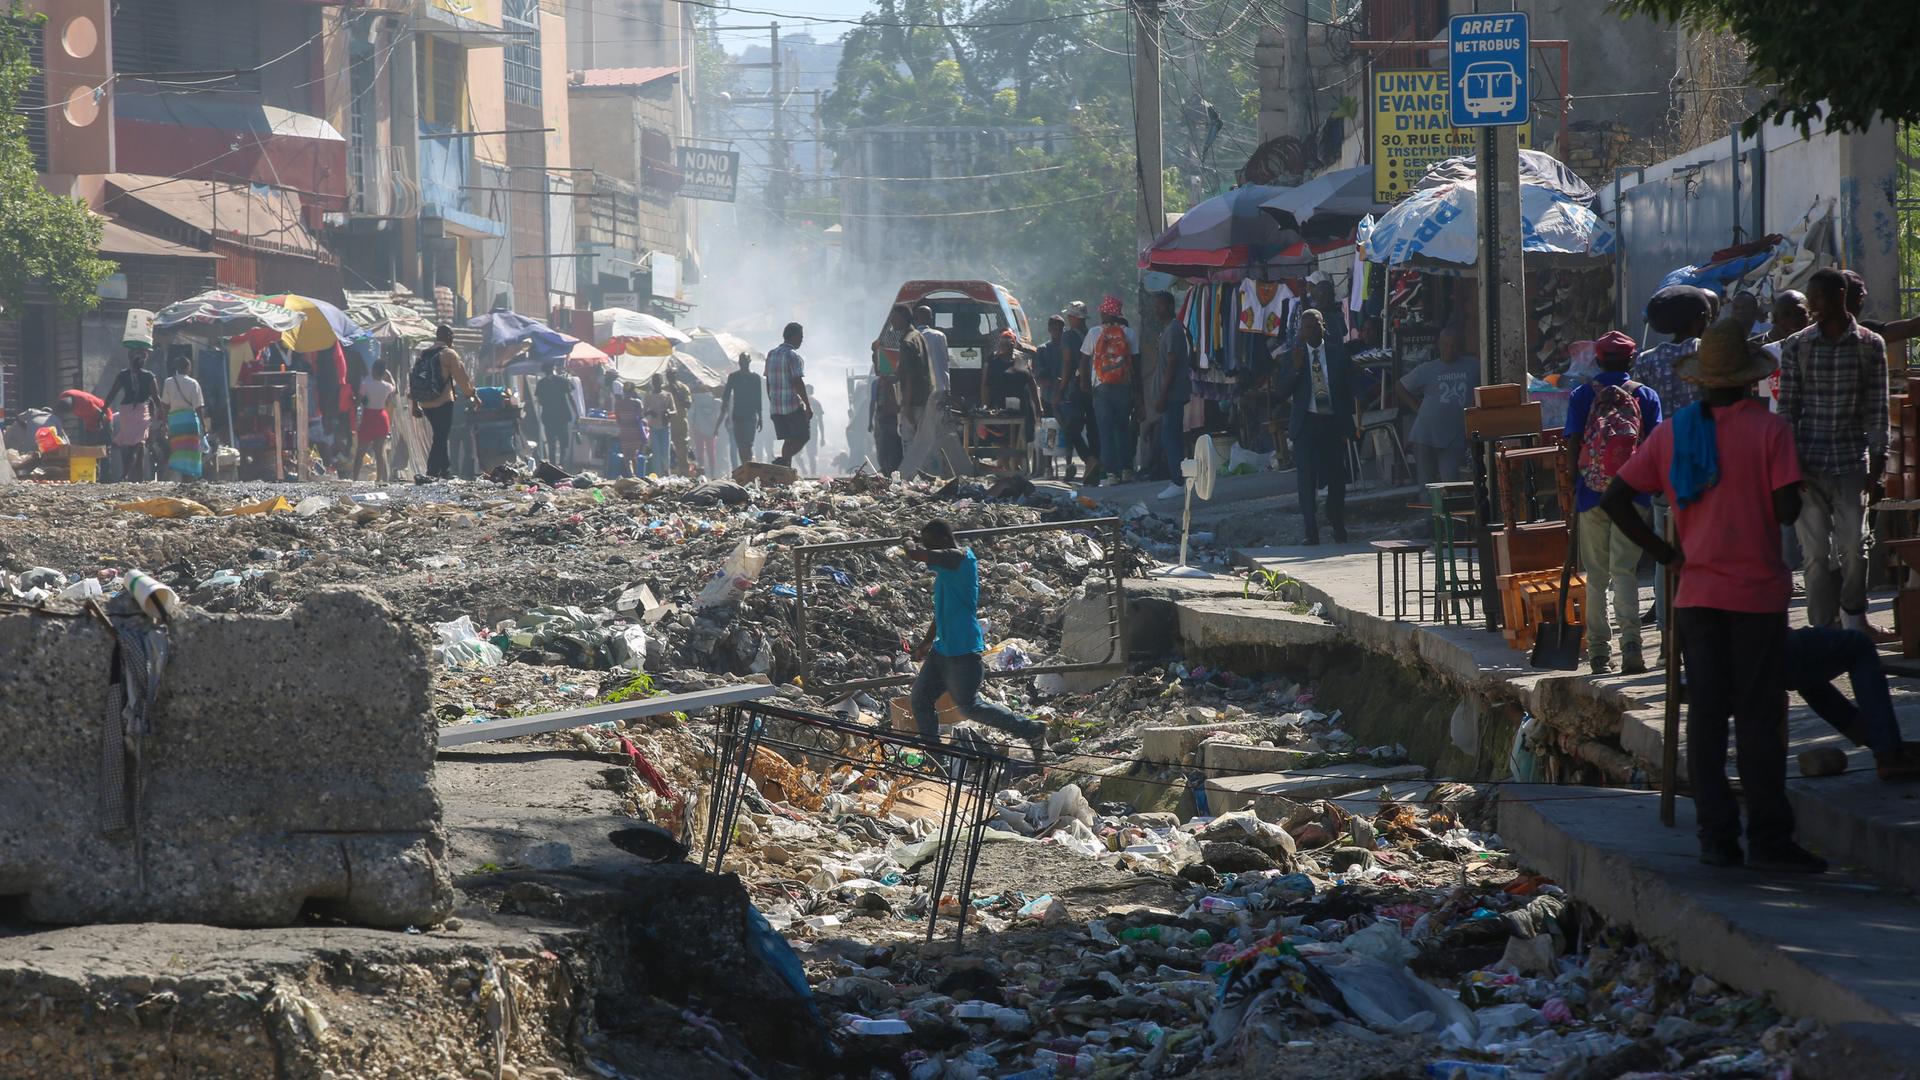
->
xmin=1237 ymin=280 xmax=1291 ymax=337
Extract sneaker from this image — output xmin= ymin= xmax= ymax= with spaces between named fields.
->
xmin=1620 ymin=651 xmax=1648 ymax=676
xmin=1875 ymin=745 xmax=1920 ymax=782
xmin=1746 ymin=842 xmax=1828 ymax=874
xmin=1698 ymin=841 xmax=1744 ymax=868
xmin=1158 ymin=482 xmax=1184 ymax=500
xmin=1588 ymin=656 xmax=1613 ymax=676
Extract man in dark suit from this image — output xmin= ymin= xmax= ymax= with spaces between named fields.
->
xmin=1275 ymin=308 xmax=1358 ymax=544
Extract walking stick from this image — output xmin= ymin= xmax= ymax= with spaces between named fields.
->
xmin=1660 ymin=509 xmax=1682 ymax=827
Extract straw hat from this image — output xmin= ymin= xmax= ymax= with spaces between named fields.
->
xmin=1675 ymin=320 xmax=1776 ymax=388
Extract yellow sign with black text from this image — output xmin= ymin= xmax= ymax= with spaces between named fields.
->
xmin=1372 ymin=69 xmax=1528 ymax=202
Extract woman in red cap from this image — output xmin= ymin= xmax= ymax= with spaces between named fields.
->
xmin=1562 ymin=329 xmax=1663 ymax=675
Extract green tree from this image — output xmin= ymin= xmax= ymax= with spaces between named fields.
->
xmin=821 ymin=0 xmax=1233 ymax=306
xmin=1616 ymin=0 xmax=1920 ymax=134
xmin=0 ymin=7 xmax=114 ymax=316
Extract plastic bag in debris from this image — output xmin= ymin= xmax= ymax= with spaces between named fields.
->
xmin=227 ymin=495 xmax=293 ymax=516
xmin=432 ymin=616 xmax=503 ymax=669
xmin=610 ymin=624 xmax=648 ymax=671
xmin=1449 ymin=696 xmax=1482 ymax=758
xmin=1315 ymin=954 xmax=1476 ymax=1037
xmin=57 ymin=577 xmax=103 ymax=603
xmin=1197 ymin=810 xmax=1294 ymax=854
xmin=293 ymin=495 xmax=331 ymax=518
xmin=1001 ymin=783 xmax=1099 ymax=836
xmin=116 ymin=497 xmax=213 ymax=519
xmin=1228 ymin=443 xmax=1277 ymax=473
xmin=697 ymin=538 xmax=767 ymax=609
xmin=1508 ymin=715 xmax=1548 ymax=784
xmin=1343 ymin=920 xmax=1418 ymax=966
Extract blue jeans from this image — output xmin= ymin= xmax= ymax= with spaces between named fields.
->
xmin=912 ymin=651 xmax=1044 ymax=744
xmin=1160 ymin=398 xmax=1187 ymax=484
xmin=1787 ymin=626 xmax=1902 ymax=755
xmin=1093 ymin=385 xmax=1132 ymax=476
xmin=651 ymin=426 xmax=671 ymax=474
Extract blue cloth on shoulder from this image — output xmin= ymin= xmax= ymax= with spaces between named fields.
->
xmin=1670 ymin=402 xmax=1719 ymax=507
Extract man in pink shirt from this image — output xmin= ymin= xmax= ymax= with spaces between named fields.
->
xmin=1600 ymin=321 xmax=1824 ymax=874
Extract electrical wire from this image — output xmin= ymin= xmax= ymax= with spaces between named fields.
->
xmin=761 ymin=187 xmax=1125 ymax=219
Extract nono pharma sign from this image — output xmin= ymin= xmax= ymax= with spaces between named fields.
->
xmin=675 ymin=146 xmax=740 ymax=203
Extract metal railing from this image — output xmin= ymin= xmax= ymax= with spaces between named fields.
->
xmin=792 ymin=517 xmax=1130 ymax=697
xmin=701 ymin=699 xmax=1009 ymax=944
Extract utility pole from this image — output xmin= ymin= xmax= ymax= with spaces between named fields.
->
xmin=1476 ymin=124 xmax=1526 ymax=385
xmin=1130 ymin=0 xmax=1164 ymax=252
xmin=768 ymin=21 xmax=787 ymax=215
xmin=1132 ymin=0 xmax=1167 ymax=390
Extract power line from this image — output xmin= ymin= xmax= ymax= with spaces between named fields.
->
xmin=765 ymin=187 xmax=1124 ymax=219
xmin=675 ymin=0 xmax=1127 ymax=30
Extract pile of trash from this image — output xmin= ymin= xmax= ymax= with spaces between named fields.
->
xmin=746 ymin=777 xmax=1810 ymax=1080
xmin=0 ymin=474 xmax=1168 ymax=695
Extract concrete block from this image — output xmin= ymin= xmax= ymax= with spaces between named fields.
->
xmin=1203 ymin=773 xmax=1307 ymax=820
xmin=1501 ymin=786 xmax=1920 ymax=1033
xmin=1140 ymin=720 xmax=1281 ymax=766
xmin=1176 ymin=599 xmax=1338 ymax=654
xmin=1207 ymin=764 xmax=1428 ymax=809
xmin=0 ymin=587 xmax=453 ymax=927
xmin=1196 ymin=740 xmax=1317 ymax=777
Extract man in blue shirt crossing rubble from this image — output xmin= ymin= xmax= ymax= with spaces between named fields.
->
xmin=906 ymin=519 xmax=1050 ymax=763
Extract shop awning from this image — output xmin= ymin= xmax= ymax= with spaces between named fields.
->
xmin=114 ymin=92 xmax=347 ymax=205
xmin=97 ymin=217 xmax=221 ymax=261
xmin=102 ymin=173 xmax=330 ymax=262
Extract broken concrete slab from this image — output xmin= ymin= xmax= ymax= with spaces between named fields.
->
xmin=0 ymin=587 xmax=452 ymax=928
xmin=1205 ymin=763 xmax=1428 ymax=814
xmin=1175 ymin=598 xmax=1338 ymax=654
xmin=1196 ymin=740 xmax=1318 ymax=777
xmin=1501 ymin=786 xmax=1920 ymax=1046
xmin=1139 ymin=720 xmax=1286 ymax=765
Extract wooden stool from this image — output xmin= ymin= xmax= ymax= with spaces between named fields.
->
xmin=1372 ymin=539 xmax=1429 ymax=621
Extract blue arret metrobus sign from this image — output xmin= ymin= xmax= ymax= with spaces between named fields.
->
xmin=1448 ymin=11 xmax=1530 ymax=128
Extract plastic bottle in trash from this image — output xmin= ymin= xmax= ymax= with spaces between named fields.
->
xmin=1118 ymin=926 xmax=1163 ymax=943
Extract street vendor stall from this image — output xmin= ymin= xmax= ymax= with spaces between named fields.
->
xmin=152 ymin=291 xmax=308 ymax=481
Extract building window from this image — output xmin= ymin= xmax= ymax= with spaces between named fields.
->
xmin=504 ymin=0 xmax=541 ymax=109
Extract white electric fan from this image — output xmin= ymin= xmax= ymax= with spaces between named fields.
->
xmin=1151 ymin=434 xmax=1217 ymax=578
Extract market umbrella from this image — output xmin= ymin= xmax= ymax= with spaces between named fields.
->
xmin=347 ymin=300 xmax=438 ymax=345
xmin=1259 ymin=166 xmax=1385 ymax=229
xmin=1139 ymin=185 xmax=1302 ymax=278
xmin=1357 ymin=180 xmax=1616 ymax=269
xmin=683 ymin=328 xmax=763 ymax=373
xmin=594 ymin=308 xmax=691 ymax=357
xmin=153 ymin=290 xmax=305 ymax=339
xmin=264 ymin=293 xmax=364 ymax=353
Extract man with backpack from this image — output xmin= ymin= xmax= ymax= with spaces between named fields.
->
xmin=1081 ymin=294 xmax=1138 ymax=486
xmin=409 ymin=324 xmax=477 ymax=481
xmin=1563 ymin=330 xmax=1662 ymax=675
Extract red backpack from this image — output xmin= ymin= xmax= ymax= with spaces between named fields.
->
xmin=1578 ymin=381 xmax=1644 ymax=493
xmin=1091 ymin=325 xmax=1132 ymax=386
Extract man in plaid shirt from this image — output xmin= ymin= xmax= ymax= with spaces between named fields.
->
xmin=766 ymin=321 xmax=814 ymax=469
xmin=1778 ymin=268 xmax=1890 ymax=631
